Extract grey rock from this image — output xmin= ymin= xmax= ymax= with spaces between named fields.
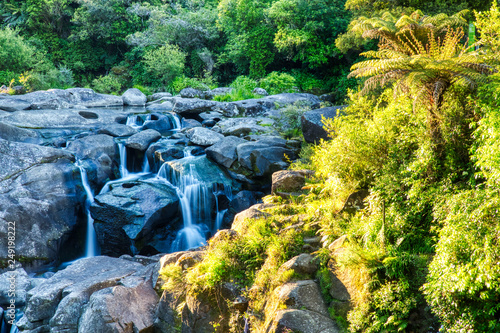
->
xmin=217 ymin=117 xmax=275 ymax=136
xmin=90 ymin=181 xmax=180 ymax=256
xmin=0 ymin=268 xmax=30 ymax=306
xmin=148 ymin=92 xmax=173 ymax=102
xmin=230 ymin=93 xmax=321 ymax=116
xmin=236 ymin=141 xmax=296 ymax=177
xmin=268 ymin=309 xmax=340 ymax=333
xmin=253 ymin=87 xmax=268 ymax=96
xmin=0 ymin=122 xmax=40 ymax=143
xmin=185 ymin=127 xmax=224 ymax=146
xmin=143 ymin=114 xmax=180 ymax=134
xmin=122 ymin=88 xmax=147 ymax=106
xmin=67 ymin=134 xmax=117 ymax=161
xmin=172 ymin=98 xmax=219 ymax=117
xmin=65 ymin=88 xmax=124 ymax=107
xmin=229 ymin=190 xmax=260 ymax=213
xmin=210 ymin=87 xmax=234 ymax=97
xmin=198 ymin=111 xmax=223 ymax=121
xmin=125 ymin=129 xmax=161 ymax=151
xmin=301 ymin=106 xmax=346 ymax=143
xmin=0 ymin=97 xmax=31 ymax=112
xmin=30 ymin=98 xmax=71 ymax=110
xmin=78 ymin=281 xmax=159 ymax=333
xmin=97 ymin=124 xmax=138 ymax=137
xmin=146 ymin=100 xmax=174 ymax=112
xmin=155 ymin=290 xmax=183 ymax=333
xmin=279 ymin=254 xmax=318 ymax=276
xmin=181 ymin=118 xmax=202 ymax=129
xmin=0 ymin=139 xmax=78 ymax=265
xmin=201 ymin=119 xmax=217 ymax=127
xmin=180 ymin=87 xmax=204 ymax=99
xmin=206 ymin=136 xmax=246 ymax=168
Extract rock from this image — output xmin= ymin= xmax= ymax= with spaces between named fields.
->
xmin=175 ymin=251 xmax=205 ymax=270
xmin=0 ymin=97 xmax=31 ymax=112
xmin=319 ymin=93 xmax=336 ymax=103
xmin=143 ymin=114 xmax=180 ymax=134
xmin=146 ymin=100 xmax=174 ymax=112
xmin=20 ymin=256 xmax=156 ymax=333
xmin=267 ymin=309 xmax=340 ymax=333
xmin=156 ymin=147 xmax=185 ymax=163
xmin=301 ymin=106 xmax=346 ymax=143
xmin=90 ymin=180 xmax=180 ymax=256
xmin=97 ymin=124 xmax=138 ymax=137
xmin=230 ymin=99 xmax=266 ymax=116
xmin=229 ymin=93 xmax=321 ymax=116
xmin=236 ymin=142 xmax=296 ymax=177
xmin=181 ymin=118 xmax=202 ymax=129
xmin=202 ymin=119 xmax=217 ymax=127
xmin=206 ymin=136 xmax=246 ymax=168
xmin=65 ymin=88 xmax=124 ymax=107
xmin=198 ymin=111 xmax=223 ymax=122
xmin=328 ymin=235 xmax=347 ymax=252
xmin=0 ymin=139 xmax=78 ymax=265
xmin=271 ymin=170 xmax=310 ymax=195
xmin=185 ymin=127 xmax=224 ymax=146
xmin=279 ymin=254 xmax=318 ymax=276
xmin=180 ymin=88 xmax=204 ymax=99
xmin=122 ymin=88 xmax=147 ymax=106
xmin=125 ymin=129 xmax=162 ymax=152
xmin=154 ymin=290 xmax=183 ymax=332
xmin=148 ymin=92 xmax=173 ymax=102
xmin=210 ymin=87 xmax=234 ymax=97
xmin=229 ymin=190 xmax=261 ymax=213
xmin=78 ymin=280 xmax=159 ymax=332
xmin=232 ymin=205 xmax=271 ymax=234
xmin=253 ymin=87 xmax=268 ymax=96
xmin=30 ymin=98 xmax=70 ymax=110
xmin=217 ymin=117 xmax=275 ymax=136
xmin=0 ymin=268 xmax=30 ymax=306
xmin=182 ymin=290 xmax=230 ymax=333
xmin=215 ymin=102 xmax=239 ymax=117
xmin=0 ymin=121 xmax=40 ymax=143
xmin=172 ymin=98 xmax=219 ymax=117
xmin=266 ymin=280 xmax=340 ymax=333
xmin=327 ymin=260 xmax=351 ymax=302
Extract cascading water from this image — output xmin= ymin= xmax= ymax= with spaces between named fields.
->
xmin=76 ymin=160 xmax=99 ymax=257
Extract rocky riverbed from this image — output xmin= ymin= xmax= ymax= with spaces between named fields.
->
xmin=0 ymin=87 xmax=342 ymax=332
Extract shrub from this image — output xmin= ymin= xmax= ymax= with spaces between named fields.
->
xmin=259 ymin=71 xmax=297 ymax=95
xmin=170 ymin=75 xmax=211 ymax=93
xmin=272 ymin=101 xmax=310 ymax=139
xmin=92 ymin=74 xmax=123 ymax=95
xmin=423 ymin=189 xmax=500 ymax=333
xmin=0 ymin=28 xmax=36 ymax=73
xmin=143 ymin=44 xmax=186 ymax=87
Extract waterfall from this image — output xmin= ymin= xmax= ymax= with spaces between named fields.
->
xmin=118 ymin=142 xmax=129 ymax=178
xmin=76 ymin=161 xmax=99 ymax=257
xmin=156 ymin=161 xmax=211 ymax=251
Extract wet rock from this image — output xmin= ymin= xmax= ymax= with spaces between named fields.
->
xmin=90 ymin=181 xmax=180 ymax=256
xmin=122 ymin=88 xmax=147 ymax=106
xmin=185 ymin=127 xmax=224 ymax=147
xmin=229 ymin=190 xmax=261 ymax=213
xmin=97 ymin=124 xmax=138 ymax=137
xmin=181 ymin=118 xmax=202 ymax=129
xmin=20 ymin=256 xmax=157 ymax=333
xmin=301 ymin=106 xmax=346 ymax=143
xmin=125 ymin=129 xmax=162 ymax=152
xmin=143 ymin=114 xmax=180 ymax=134
xmin=0 ymin=139 xmax=78 ymax=265
xmin=206 ymin=136 xmax=246 ymax=168
xmin=202 ymin=119 xmax=217 ymax=127
xmin=146 ymin=100 xmax=174 ymax=112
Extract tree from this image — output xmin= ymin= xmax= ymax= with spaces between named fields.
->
xmin=143 ymin=43 xmax=186 ymax=87
xmin=0 ymin=27 xmax=35 ymax=72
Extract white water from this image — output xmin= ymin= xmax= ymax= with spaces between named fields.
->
xmin=76 ymin=161 xmax=99 ymax=258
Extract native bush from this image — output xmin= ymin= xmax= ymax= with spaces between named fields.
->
xmin=258 ymin=71 xmax=296 ymax=95
xmin=143 ymin=44 xmax=186 ymax=88
xmin=0 ymin=27 xmax=36 ymax=73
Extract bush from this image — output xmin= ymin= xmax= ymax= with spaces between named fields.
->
xmin=423 ymin=189 xmax=500 ymax=332
xmin=259 ymin=71 xmax=297 ymax=95
xmin=211 ymin=75 xmax=259 ymax=101
xmin=0 ymin=28 xmax=36 ymax=73
xmin=272 ymin=102 xmax=310 ymax=139
xmin=170 ymin=75 xmax=211 ymax=93
xmin=143 ymin=44 xmax=186 ymax=87
xmin=92 ymin=74 xmax=123 ymax=95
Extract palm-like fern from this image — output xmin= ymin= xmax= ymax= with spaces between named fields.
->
xmin=349 ymin=22 xmax=495 ymax=111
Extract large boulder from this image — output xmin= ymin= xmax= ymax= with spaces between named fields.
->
xmin=205 ymin=136 xmax=246 ymax=168
xmin=217 ymin=117 xmax=274 ymax=137
xmin=232 ymin=204 xmax=271 ymax=234
xmin=271 ymin=170 xmax=312 ymax=195
xmin=0 ymin=268 xmax=30 ymax=306
xmin=230 ymin=93 xmax=321 ymax=116
xmin=122 ymin=88 xmax=147 ymax=106
xmin=185 ymin=127 xmax=224 ymax=147
xmin=90 ymin=180 xmax=180 ymax=256
xmin=0 ymin=139 xmax=79 ymax=266
xmin=97 ymin=124 xmax=138 ymax=137
xmin=172 ymin=98 xmax=219 ymax=117
xmin=301 ymin=106 xmax=346 ymax=143
xmin=64 ymin=88 xmax=124 ymax=107
xmin=18 ymin=256 xmax=159 ymax=333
